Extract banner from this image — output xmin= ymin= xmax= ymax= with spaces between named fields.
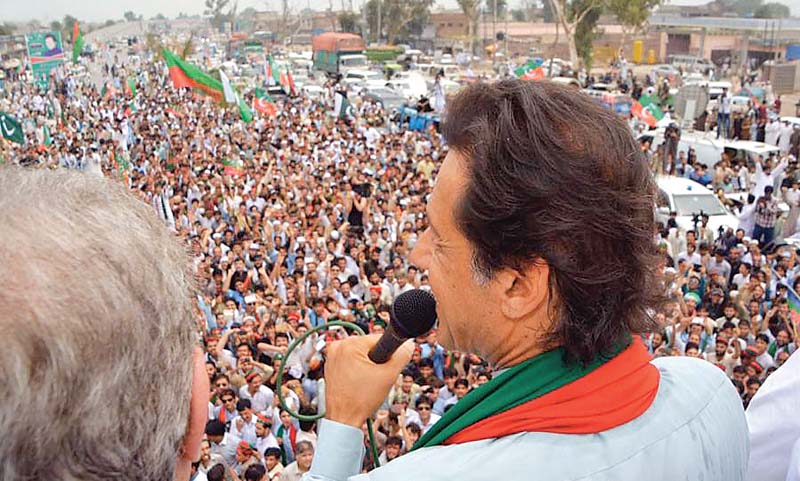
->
xmin=26 ymin=31 xmax=65 ymax=88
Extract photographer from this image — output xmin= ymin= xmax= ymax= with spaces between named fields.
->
xmin=753 ymin=186 xmax=780 ymax=246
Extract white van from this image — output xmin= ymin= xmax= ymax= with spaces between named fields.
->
xmin=639 ymin=129 xmax=780 ymax=169
xmin=342 ymin=69 xmax=383 ymax=87
xmin=655 ymin=176 xmax=738 ymax=234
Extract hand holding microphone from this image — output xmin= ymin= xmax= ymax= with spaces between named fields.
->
xmin=324 ymin=289 xmax=437 ymax=428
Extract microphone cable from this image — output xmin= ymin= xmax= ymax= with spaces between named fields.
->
xmin=275 ymin=320 xmax=383 ymax=468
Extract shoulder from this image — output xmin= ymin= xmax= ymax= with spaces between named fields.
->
xmin=367 ymin=357 xmax=748 ymax=481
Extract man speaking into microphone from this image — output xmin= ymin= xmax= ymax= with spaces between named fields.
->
xmin=308 ymin=80 xmax=748 ymax=480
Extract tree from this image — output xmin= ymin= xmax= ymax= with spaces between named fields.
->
xmin=484 ymin=0 xmax=507 ymax=15
xmin=607 ymin=0 xmax=661 ymax=50
xmin=0 ymin=23 xmax=15 ymax=36
xmin=366 ymin=0 xmax=431 ymax=43
xmin=730 ymin=0 xmax=763 ymax=16
xmin=543 ymin=0 xmax=557 ymax=22
xmin=104 ymin=19 xmax=116 ymax=27
xmin=547 ymin=0 xmax=603 ymax=67
xmin=754 ymin=2 xmax=790 ymax=17
xmin=573 ymin=0 xmax=602 ymax=68
xmin=180 ymin=33 xmax=195 ymax=60
xmin=510 ymin=8 xmax=527 ymax=21
xmin=338 ymin=12 xmax=361 ymax=34
xmin=152 ymin=13 xmax=167 ymax=20
xmin=457 ymin=0 xmax=482 ymax=57
xmin=50 ymin=21 xmax=63 ymax=32
xmin=123 ymin=11 xmax=138 ymax=22
xmin=204 ymin=0 xmax=231 ymax=30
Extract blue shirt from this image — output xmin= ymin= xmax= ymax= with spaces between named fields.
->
xmin=306 ymin=356 xmax=748 ymax=481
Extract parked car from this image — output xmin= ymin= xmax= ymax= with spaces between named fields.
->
xmin=362 ymin=86 xmax=406 ymax=111
xmin=655 ymin=176 xmax=738 ymax=234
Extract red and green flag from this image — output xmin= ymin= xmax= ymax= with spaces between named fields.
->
xmin=222 ymin=158 xmax=244 ymax=177
xmin=267 ymin=54 xmax=280 ymax=86
xmin=515 ymin=59 xmax=545 ymax=81
xmin=163 ymin=48 xmax=224 ymax=102
xmin=72 ymin=21 xmax=84 ymax=63
xmin=252 ymin=88 xmax=277 ymax=117
xmin=163 ymin=48 xmax=252 ymax=122
xmin=636 ymin=94 xmax=664 ymax=127
xmin=631 ymin=101 xmax=657 ymax=128
xmin=124 ymin=76 xmax=137 ymax=97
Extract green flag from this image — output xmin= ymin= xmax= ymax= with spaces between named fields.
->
xmin=638 ymin=94 xmax=664 ymax=121
xmin=334 ymin=91 xmax=352 ymax=119
xmin=126 ymin=76 xmax=137 ymax=97
xmin=43 ymin=125 xmax=52 ymax=146
xmin=238 ymin=97 xmax=253 ymax=123
xmin=268 ymin=54 xmax=281 ymax=85
xmin=72 ymin=21 xmax=84 ymax=63
xmin=0 ymin=111 xmax=24 ymax=144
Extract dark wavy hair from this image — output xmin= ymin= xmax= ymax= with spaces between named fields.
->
xmin=443 ymin=80 xmax=661 ymax=364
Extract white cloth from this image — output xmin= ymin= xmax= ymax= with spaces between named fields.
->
xmin=779 ymin=124 xmax=794 ymax=154
xmin=307 ymin=356 xmax=749 ymax=481
xmin=746 ymin=351 xmax=800 ymax=481
xmin=766 ymin=121 xmax=781 ymax=146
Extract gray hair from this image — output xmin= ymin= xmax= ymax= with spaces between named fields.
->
xmin=0 ymin=167 xmax=196 ymax=480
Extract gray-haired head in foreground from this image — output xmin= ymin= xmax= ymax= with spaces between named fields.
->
xmin=0 ymin=167 xmax=196 ymax=480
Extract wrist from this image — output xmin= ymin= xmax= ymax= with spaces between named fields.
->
xmin=325 ymin=408 xmax=367 ymax=429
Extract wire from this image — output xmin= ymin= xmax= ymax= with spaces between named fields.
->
xmin=275 ymin=320 xmax=382 ymax=468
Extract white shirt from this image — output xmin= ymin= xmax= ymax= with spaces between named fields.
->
xmin=256 ymin=432 xmax=280 ymax=454
xmin=417 ymin=413 xmax=441 ymax=435
xmin=239 ymin=384 xmax=275 ymax=413
xmin=747 ymin=351 xmax=800 ymax=481
xmin=230 ymin=415 xmax=259 ymax=444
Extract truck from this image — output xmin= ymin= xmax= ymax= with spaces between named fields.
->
xmin=312 ymin=32 xmax=368 ymax=76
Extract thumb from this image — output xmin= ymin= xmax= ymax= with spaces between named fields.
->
xmin=387 ymin=339 xmax=415 ymax=370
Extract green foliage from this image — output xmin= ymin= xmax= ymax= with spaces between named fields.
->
xmin=484 ymin=0 xmax=508 ymax=15
xmin=181 ymin=32 xmax=195 ymax=60
xmin=366 ymin=0 xmax=432 ymax=43
xmin=104 ymin=19 xmax=116 ymax=27
xmin=50 ymin=21 xmax=62 ymax=32
xmin=205 ymin=0 xmax=232 ymax=30
xmin=457 ymin=0 xmax=481 ymax=55
xmin=510 ymin=8 xmax=527 ymax=21
xmin=338 ymin=12 xmax=362 ymax=34
xmin=543 ymin=0 xmax=557 ymax=22
xmin=571 ymin=0 xmax=602 ymax=68
xmin=0 ymin=22 xmax=15 ymax=36
xmin=123 ymin=11 xmax=138 ymax=22
xmin=607 ymin=0 xmax=661 ymax=33
xmin=754 ymin=2 xmax=790 ymax=17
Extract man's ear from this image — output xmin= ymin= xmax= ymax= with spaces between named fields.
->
xmin=497 ymin=260 xmax=550 ymax=321
xmin=174 ymin=346 xmax=210 ymax=481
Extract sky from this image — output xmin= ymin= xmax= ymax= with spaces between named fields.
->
xmin=2 ymin=0 xmax=797 ymax=24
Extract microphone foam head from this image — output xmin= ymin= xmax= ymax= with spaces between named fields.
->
xmin=391 ymin=289 xmax=437 ymax=338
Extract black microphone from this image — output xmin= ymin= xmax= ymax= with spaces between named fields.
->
xmin=368 ymin=289 xmax=437 ymax=364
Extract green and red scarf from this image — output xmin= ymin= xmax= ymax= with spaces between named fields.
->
xmin=413 ymin=337 xmax=659 ymax=449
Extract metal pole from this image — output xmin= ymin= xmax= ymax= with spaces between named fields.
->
xmin=492 ymin=0 xmax=497 ymax=64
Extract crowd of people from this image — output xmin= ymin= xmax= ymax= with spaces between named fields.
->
xmin=1 ymin=43 xmax=797 ymax=480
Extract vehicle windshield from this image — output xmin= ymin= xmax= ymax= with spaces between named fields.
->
xmin=341 ymin=57 xmax=366 ymax=67
xmin=672 ymin=194 xmax=727 ymax=216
